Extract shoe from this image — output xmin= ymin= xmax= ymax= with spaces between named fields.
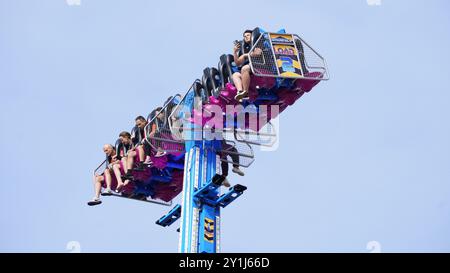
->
xmin=144 ymin=156 xmax=152 ymax=164
xmin=122 ymin=171 xmax=134 ymax=181
xmin=222 ymin=178 xmax=231 ymax=188
xmin=87 ymin=198 xmax=102 ymax=206
xmin=115 ymin=183 xmax=124 ymax=193
xmin=234 ymin=90 xmax=249 ymax=102
xmin=101 ymin=189 xmax=113 ymax=196
xmin=232 ymin=167 xmax=245 ymax=176
xmin=133 ymin=162 xmax=146 ymax=171
xmin=155 ymin=150 xmax=167 ymax=158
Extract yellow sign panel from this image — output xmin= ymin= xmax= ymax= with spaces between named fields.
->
xmin=204 ymin=218 xmax=214 ymax=243
xmin=269 ymin=33 xmax=294 ymax=44
xmin=273 ymin=44 xmax=303 ymax=77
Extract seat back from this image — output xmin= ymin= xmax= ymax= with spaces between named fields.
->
xmin=202 ymin=67 xmax=222 ymax=98
xmin=218 ymin=54 xmax=235 ymax=88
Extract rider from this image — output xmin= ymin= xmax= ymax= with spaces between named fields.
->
xmin=127 ymin=116 xmax=147 ymax=171
xmin=113 ymin=131 xmax=134 ymax=192
xmin=233 ymin=29 xmax=262 ymax=102
xmin=220 ymin=139 xmax=245 ymax=187
xmin=148 ymin=107 xmax=167 ymax=157
xmin=87 ymin=144 xmax=117 ymax=206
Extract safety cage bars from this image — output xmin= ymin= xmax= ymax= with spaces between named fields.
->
xmin=248 ymin=33 xmax=329 ymax=81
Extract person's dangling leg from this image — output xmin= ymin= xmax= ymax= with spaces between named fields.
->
xmin=103 ymin=169 xmax=113 ymax=194
xmin=121 ymin=157 xmax=128 ymax=174
xmin=126 ymin=150 xmax=136 ymax=172
xmin=221 ymin=156 xmax=229 ymax=177
xmin=220 ymin=153 xmax=231 ymax=187
xmin=228 ymin=145 xmax=245 ymax=176
xmin=112 ymin=163 xmax=125 ymax=192
xmin=137 ymin=145 xmax=145 ymax=164
xmin=239 ymin=65 xmax=251 ymax=101
xmin=232 ymin=72 xmax=243 ymax=93
xmin=133 ymin=145 xmax=146 ymax=171
xmin=93 ymin=175 xmax=103 ymax=200
xmin=88 ymin=175 xmax=104 ymax=206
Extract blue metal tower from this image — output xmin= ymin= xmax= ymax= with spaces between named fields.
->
xmin=106 ymin=28 xmax=329 ymax=253
xmin=156 ymin=111 xmax=247 ymax=253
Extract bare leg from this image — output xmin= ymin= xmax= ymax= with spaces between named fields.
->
xmin=121 ymin=157 xmax=128 ymax=173
xmin=123 ymin=179 xmax=130 ymax=186
xmin=112 ymin=163 xmax=125 ymax=190
xmin=93 ymin=175 xmax=104 ymax=199
xmin=104 ymin=169 xmax=112 ymax=190
xmin=127 ymin=150 xmax=137 ymax=171
xmin=241 ymin=65 xmax=251 ymax=92
xmin=137 ymin=146 xmax=145 ymax=163
xmin=232 ymin=72 xmax=243 ymax=91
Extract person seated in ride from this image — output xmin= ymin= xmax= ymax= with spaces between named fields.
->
xmin=113 ymin=131 xmax=134 ymax=192
xmin=233 ymin=29 xmax=263 ymax=102
xmin=220 ymin=139 xmax=245 ymax=187
xmin=87 ymin=144 xmax=117 ymax=206
xmin=148 ymin=107 xmax=167 ymax=158
xmin=127 ymin=116 xmax=148 ymax=171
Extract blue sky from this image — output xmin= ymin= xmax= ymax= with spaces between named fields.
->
xmin=1 ymin=0 xmax=450 ymax=252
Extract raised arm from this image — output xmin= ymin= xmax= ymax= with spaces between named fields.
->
xmin=233 ymin=43 xmax=247 ymax=67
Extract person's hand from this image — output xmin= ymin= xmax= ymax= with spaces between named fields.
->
xmin=233 ymin=43 xmax=240 ymax=53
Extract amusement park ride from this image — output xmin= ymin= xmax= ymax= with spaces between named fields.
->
xmin=91 ymin=27 xmax=329 ymax=253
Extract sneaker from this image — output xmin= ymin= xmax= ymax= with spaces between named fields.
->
xmin=87 ymin=198 xmax=102 ymax=206
xmin=234 ymin=90 xmax=249 ymax=102
xmin=232 ymin=167 xmax=245 ymax=176
xmin=101 ymin=188 xmax=113 ymax=196
xmin=222 ymin=178 xmax=231 ymax=188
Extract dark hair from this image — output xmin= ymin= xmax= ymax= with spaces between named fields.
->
xmin=243 ymin=29 xmax=253 ymax=36
xmin=148 ymin=107 xmax=164 ymax=121
xmin=119 ymin=131 xmax=131 ymax=139
xmin=135 ymin=115 xmax=146 ymax=122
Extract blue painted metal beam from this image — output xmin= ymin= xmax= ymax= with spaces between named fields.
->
xmin=156 ymin=204 xmax=182 ymax=227
xmin=193 ymin=174 xmax=225 ymax=201
xmin=215 ymin=184 xmax=247 ymax=208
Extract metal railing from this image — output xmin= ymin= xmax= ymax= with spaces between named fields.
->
xmin=93 ymin=159 xmax=108 ymax=176
xmin=211 ymin=139 xmax=255 ymax=168
xmin=248 ymin=32 xmax=329 ymax=81
xmin=233 ymin=120 xmax=277 ymax=147
xmin=144 ymin=94 xmax=185 ymax=154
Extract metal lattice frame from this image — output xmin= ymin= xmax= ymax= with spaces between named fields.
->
xmin=233 ymin=121 xmax=277 ymax=147
xmin=248 ymin=32 xmax=329 ymax=80
xmin=144 ymin=94 xmax=186 ymax=154
xmin=213 ymin=138 xmax=255 ymax=169
xmin=168 ymin=82 xmax=198 ymax=143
